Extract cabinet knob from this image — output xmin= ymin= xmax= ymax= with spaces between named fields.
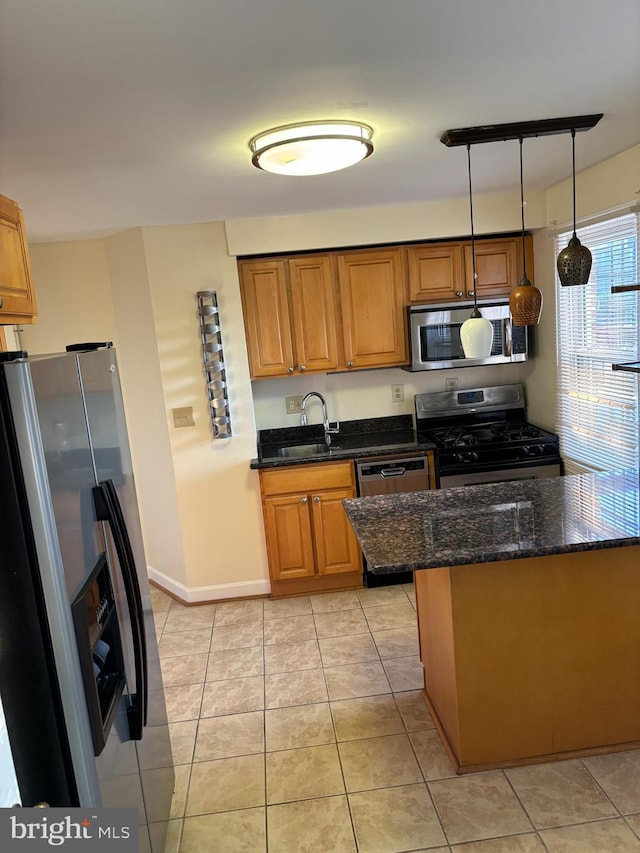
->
xmin=287 ymin=366 xmax=294 ymax=374
xmin=313 ymin=496 xmax=320 ymax=503
xmin=346 ymin=360 xmax=354 ymax=368
xmin=468 ymin=290 xmax=475 ymax=297
xmin=455 ymin=291 xmax=463 ymax=297
xmin=299 ymin=364 xmax=306 ymax=372
xmin=300 ymin=496 xmax=308 ymax=504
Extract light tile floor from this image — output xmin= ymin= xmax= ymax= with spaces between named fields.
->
xmin=150 ymin=583 xmax=640 ymax=853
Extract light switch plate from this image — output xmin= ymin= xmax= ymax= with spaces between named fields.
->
xmin=172 ymin=406 xmax=195 ymax=427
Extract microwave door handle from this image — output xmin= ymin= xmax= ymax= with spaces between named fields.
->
xmin=93 ymin=480 xmax=147 ymax=739
xmin=504 ymin=318 xmax=513 ymax=357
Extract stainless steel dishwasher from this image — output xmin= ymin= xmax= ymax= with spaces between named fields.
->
xmin=356 ymin=453 xmax=431 ymax=497
xmin=355 ymin=453 xmax=431 ymax=587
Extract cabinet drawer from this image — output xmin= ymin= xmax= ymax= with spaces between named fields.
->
xmin=260 ymin=461 xmax=355 ymax=497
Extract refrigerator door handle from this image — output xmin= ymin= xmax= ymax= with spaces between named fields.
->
xmin=93 ymin=480 xmax=148 ymax=739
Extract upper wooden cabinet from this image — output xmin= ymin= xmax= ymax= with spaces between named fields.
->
xmin=407 ymin=236 xmax=533 ymax=304
xmin=407 ymin=243 xmax=465 ymax=303
xmin=0 ymin=194 xmax=37 ymax=325
xmin=239 ymin=235 xmax=532 ymax=378
xmin=337 ymin=248 xmax=408 ymax=370
xmin=238 ymin=255 xmax=339 ymax=379
xmin=289 ymin=256 xmax=340 ymax=375
xmin=239 ymin=248 xmax=409 ymax=378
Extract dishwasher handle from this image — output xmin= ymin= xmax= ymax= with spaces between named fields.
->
xmin=380 ymin=467 xmax=406 ymax=478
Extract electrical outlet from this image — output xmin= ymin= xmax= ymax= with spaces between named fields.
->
xmin=445 ymin=378 xmax=459 ymax=391
xmin=391 ymin=384 xmax=404 ymax=403
xmin=172 ymin=406 xmax=195 ymax=428
xmin=285 ymin=395 xmax=304 ymax=415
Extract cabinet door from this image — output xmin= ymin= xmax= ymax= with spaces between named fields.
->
xmin=337 ymin=248 xmax=408 ymax=369
xmin=289 ymin=256 xmax=340 ymax=374
xmin=239 ymin=260 xmax=294 ymax=378
xmin=463 ymin=239 xmax=519 ymax=298
xmin=311 ymin=488 xmax=362 ymax=576
xmin=0 ymin=195 xmax=37 ymax=325
xmin=407 ymin=244 xmax=465 ymax=303
xmin=263 ymin=494 xmax=316 ymax=581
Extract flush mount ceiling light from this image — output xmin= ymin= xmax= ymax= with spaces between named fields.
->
xmin=249 ymin=120 xmax=374 ymax=176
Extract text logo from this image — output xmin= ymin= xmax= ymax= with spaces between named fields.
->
xmin=1 ymin=809 xmax=138 ymax=851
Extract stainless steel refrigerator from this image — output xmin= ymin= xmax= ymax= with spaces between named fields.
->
xmin=0 ymin=343 xmax=174 ymax=853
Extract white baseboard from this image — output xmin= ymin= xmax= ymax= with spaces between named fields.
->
xmin=147 ymin=565 xmax=271 ymax=603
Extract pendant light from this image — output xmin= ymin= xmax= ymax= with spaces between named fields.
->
xmin=460 ymin=144 xmax=494 ymax=359
xmin=556 ymin=128 xmax=592 ymax=285
xmin=509 ymin=138 xmax=543 ymax=326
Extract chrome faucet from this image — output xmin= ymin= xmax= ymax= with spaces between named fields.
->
xmin=300 ymin=392 xmax=339 ymax=446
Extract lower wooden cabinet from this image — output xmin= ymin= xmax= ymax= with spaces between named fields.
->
xmin=259 ymin=461 xmax=363 ymax=597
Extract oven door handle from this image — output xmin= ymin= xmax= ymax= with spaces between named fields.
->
xmin=504 ymin=318 xmax=513 ymax=357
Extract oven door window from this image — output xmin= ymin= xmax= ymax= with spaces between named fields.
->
xmin=419 ymin=320 xmax=504 ymax=362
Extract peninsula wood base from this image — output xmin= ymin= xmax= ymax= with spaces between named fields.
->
xmin=415 ymin=546 xmax=640 ymax=773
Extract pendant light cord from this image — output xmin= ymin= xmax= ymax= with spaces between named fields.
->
xmin=571 ymin=128 xmax=577 ymax=237
xmin=467 ymin=143 xmax=479 ymax=311
xmin=519 ymin=137 xmax=528 ymax=280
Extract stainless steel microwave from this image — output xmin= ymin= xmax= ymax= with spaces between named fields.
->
xmin=407 ymin=299 xmax=528 ymax=371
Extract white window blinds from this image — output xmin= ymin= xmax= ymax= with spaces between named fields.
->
xmin=555 ymin=211 xmax=639 ymax=473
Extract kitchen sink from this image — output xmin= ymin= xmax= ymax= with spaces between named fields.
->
xmin=276 ymin=442 xmax=330 ymax=458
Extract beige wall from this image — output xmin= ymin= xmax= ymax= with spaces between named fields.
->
xmin=104 ymin=228 xmax=189 ymax=589
xmin=226 ymin=189 xmax=547 ymax=256
xmin=138 ymin=222 xmax=268 ymax=595
xmin=546 ymin=144 xmax=640 ymax=226
xmin=21 ymin=142 xmax=639 ymax=598
xmin=24 ymin=239 xmax=116 ymax=353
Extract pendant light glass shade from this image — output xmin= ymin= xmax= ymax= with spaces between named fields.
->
xmin=510 ymin=275 xmax=543 ymax=326
xmin=249 ymin=121 xmax=373 ymax=176
xmin=557 ymin=129 xmax=592 ymax=286
xmin=461 ymin=306 xmax=495 ymax=358
xmin=509 ymin=138 xmax=543 ymax=326
xmin=460 ymin=144 xmax=494 ymax=358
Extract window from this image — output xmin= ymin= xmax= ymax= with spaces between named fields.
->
xmin=555 ymin=211 xmax=639 ymax=474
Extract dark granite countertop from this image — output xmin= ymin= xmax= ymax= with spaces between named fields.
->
xmin=343 ymin=469 xmax=640 ymax=573
xmin=250 ymin=415 xmax=435 ymax=469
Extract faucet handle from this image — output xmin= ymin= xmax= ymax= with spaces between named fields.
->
xmin=326 ymin=420 xmax=340 ymax=434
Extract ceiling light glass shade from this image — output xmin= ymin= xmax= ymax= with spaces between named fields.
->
xmin=557 ymin=233 xmax=592 ymax=286
xmin=460 ymin=308 xmax=494 ymax=358
xmin=510 ymin=276 xmax=543 ymax=326
xmin=249 ymin=121 xmax=373 ymax=176
xmin=511 ymin=137 xmax=543 ymax=326
xmin=557 ymin=129 xmax=592 ymax=286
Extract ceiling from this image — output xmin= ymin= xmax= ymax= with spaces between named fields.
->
xmin=1 ymin=0 xmax=639 ymax=242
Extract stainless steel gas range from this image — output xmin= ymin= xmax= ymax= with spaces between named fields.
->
xmin=415 ymin=383 xmax=562 ymax=488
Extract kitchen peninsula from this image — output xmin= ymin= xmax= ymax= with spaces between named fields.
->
xmin=344 ymin=470 xmax=640 ymax=774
